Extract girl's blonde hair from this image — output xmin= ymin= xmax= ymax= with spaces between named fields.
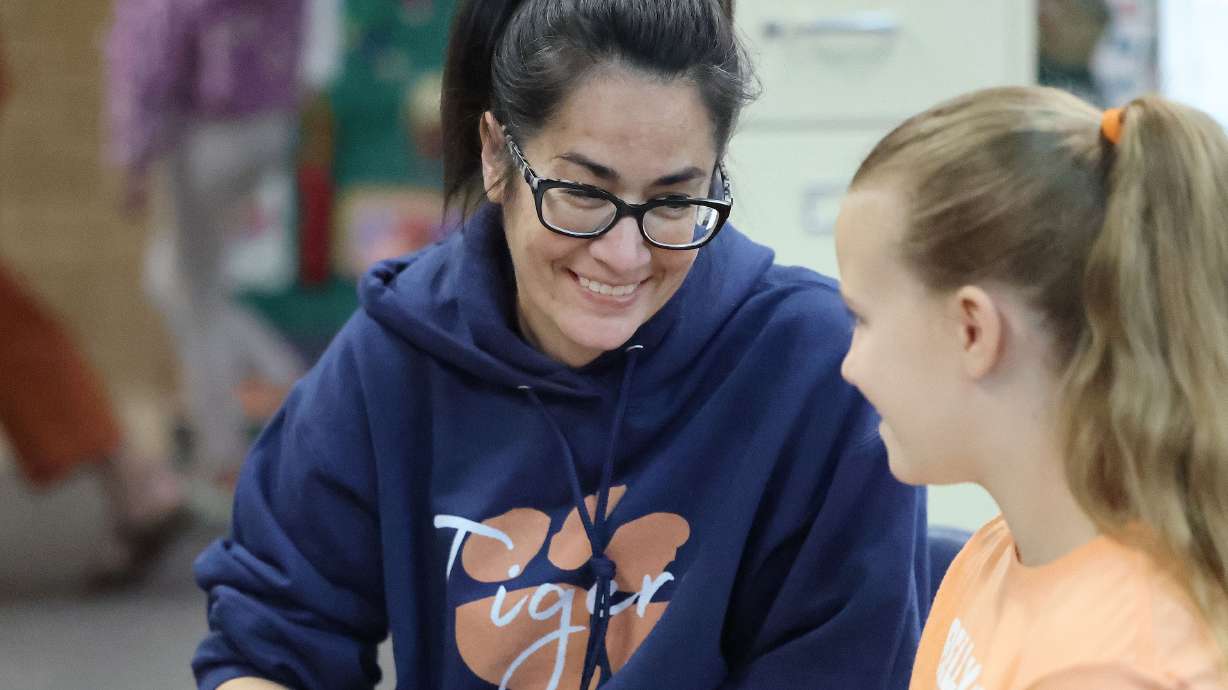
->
xmin=852 ymin=86 xmax=1228 ymax=658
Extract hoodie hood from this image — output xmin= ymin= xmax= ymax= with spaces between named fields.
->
xmin=359 ymin=202 xmax=775 ymax=398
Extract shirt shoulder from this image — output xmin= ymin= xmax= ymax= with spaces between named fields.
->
xmin=1017 ymin=536 xmax=1225 ymax=687
xmin=933 ymin=515 xmax=1015 ymax=598
xmin=912 ymin=518 xmax=1226 ymax=690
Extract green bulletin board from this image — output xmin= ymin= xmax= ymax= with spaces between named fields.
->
xmin=239 ymin=0 xmax=457 ymax=360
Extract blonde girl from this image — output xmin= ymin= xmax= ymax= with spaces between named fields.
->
xmin=836 ymin=86 xmax=1228 ymax=688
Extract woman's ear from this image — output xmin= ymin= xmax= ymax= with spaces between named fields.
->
xmin=478 ymin=112 xmax=507 ymax=204
xmin=951 ymin=285 xmax=1006 ymax=380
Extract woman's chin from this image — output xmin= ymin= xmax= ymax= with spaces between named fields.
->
xmin=561 ymin=317 xmax=642 ymax=355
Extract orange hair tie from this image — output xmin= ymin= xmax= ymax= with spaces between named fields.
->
xmin=1101 ymin=107 xmax=1125 ymax=145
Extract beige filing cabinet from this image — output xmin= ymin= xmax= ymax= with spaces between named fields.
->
xmin=727 ymin=2 xmax=1037 ymax=531
xmin=728 ymin=1 xmax=1037 ymax=278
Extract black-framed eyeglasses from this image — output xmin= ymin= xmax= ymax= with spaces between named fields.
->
xmin=504 ymin=129 xmax=733 ymax=250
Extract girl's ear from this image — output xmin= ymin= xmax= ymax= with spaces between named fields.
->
xmin=951 ymin=285 xmax=1006 ymax=379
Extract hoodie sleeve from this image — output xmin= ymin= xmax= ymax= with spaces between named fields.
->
xmin=192 ymin=325 xmax=388 ymax=690
xmin=716 ymin=294 xmax=929 ymax=689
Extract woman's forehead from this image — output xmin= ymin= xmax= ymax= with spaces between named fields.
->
xmin=537 ymin=69 xmax=715 ymax=152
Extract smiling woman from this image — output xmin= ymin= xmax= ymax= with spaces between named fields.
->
xmin=193 ymin=2 xmax=929 ymax=690
xmin=481 ymin=69 xmax=717 ymax=366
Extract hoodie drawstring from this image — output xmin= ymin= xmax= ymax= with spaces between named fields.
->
xmin=517 ymin=344 xmax=643 ymax=689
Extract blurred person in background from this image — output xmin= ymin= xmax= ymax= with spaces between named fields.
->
xmin=1038 ymin=0 xmax=1112 ymax=105
xmin=104 ymin=0 xmax=308 ymax=481
xmin=0 ymin=27 xmax=187 ymax=587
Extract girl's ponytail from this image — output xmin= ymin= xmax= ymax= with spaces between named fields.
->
xmin=1064 ymin=95 xmax=1228 ymax=661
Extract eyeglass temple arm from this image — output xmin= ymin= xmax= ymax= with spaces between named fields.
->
xmin=502 ymin=127 xmax=540 ymax=188
xmin=716 ymin=161 xmax=733 ymax=204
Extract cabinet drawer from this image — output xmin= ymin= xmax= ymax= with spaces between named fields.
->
xmin=726 ymin=128 xmax=888 ymax=278
xmin=736 ymin=0 xmax=1036 ymax=125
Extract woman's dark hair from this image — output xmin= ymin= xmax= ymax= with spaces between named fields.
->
xmin=441 ymin=0 xmax=754 ymax=214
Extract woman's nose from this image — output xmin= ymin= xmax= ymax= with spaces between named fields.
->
xmin=589 ymin=215 xmax=651 ymax=274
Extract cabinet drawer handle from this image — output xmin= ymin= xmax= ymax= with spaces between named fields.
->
xmin=802 ymin=183 xmax=847 ymax=237
xmin=764 ymin=11 xmax=900 ymax=39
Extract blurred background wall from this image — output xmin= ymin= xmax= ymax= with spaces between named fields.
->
xmin=0 ymin=0 xmax=176 ymax=409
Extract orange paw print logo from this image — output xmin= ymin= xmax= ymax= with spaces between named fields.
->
xmin=434 ymin=485 xmax=691 ymax=690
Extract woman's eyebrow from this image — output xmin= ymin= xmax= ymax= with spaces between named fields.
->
xmin=555 ymin=152 xmax=618 ymax=181
xmin=555 ymin=152 xmax=705 ymax=188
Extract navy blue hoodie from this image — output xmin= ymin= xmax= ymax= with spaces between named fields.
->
xmin=193 ymin=203 xmax=929 ymax=690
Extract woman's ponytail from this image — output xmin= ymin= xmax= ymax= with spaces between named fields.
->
xmin=441 ymin=0 xmax=526 ymax=214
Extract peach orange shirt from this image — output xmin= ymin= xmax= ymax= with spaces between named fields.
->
xmin=910 ymin=516 xmax=1225 ymax=690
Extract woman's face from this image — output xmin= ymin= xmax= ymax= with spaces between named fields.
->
xmin=481 ymin=67 xmax=718 ymax=367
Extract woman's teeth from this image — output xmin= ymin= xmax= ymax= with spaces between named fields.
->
xmin=579 ymin=276 xmax=637 ymax=297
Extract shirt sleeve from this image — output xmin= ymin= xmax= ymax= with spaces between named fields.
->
xmin=192 ymin=324 xmax=388 ymax=690
xmin=717 ymin=392 xmax=929 ymax=690
xmin=103 ymin=0 xmax=192 ymax=175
